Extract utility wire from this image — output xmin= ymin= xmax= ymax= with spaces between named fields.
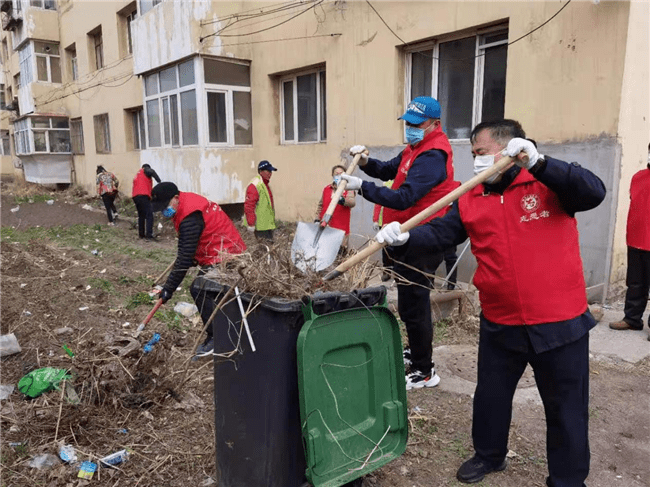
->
xmin=201 ymin=0 xmax=325 ymax=41
xmin=35 ymin=71 xmax=133 ymax=106
xmin=217 ymin=33 xmax=341 ymax=47
xmin=366 ymin=0 xmax=573 ymax=62
xmin=200 ymin=0 xmax=310 ymax=26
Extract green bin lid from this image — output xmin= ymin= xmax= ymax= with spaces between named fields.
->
xmin=297 ymin=303 xmax=407 ymax=487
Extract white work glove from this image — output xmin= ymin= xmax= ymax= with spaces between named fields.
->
xmin=247 ymin=226 xmax=255 ymax=233
xmin=340 ymin=174 xmax=363 ymax=191
xmin=375 ymin=221 xmax=410 ymax=246
xmin=372 ymin=222 xmax=381 ymax=232
xmin=503 ymin=138 xmax=542 ymax=170
xmin=349 ymin=145 xmax=369 ymax=166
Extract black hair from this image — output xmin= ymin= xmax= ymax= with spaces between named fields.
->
xmin=470 ymin=119 xmax=526 ymax=145
xmin=142 ymin=164 xmax=151 ymax=169
xmin=331 ymin=164 xmax=346 ymax=175
xmin=96 ymin=165 xmax=106 ymax=175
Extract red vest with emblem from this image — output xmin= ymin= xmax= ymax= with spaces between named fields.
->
xmin=319 ymin=185 xmax=351 ymax=235
xmin=132 ymin=169 xmax=153 ymax=198
xmin=382 ymin=126 xmax=459 ymax=225
xmin=172 ymin=192 xmax=246 ymax=266
xmin=458 ymin=170 xmax=587 ymax=325
xmin=626 ymin=168 xmax=650 ymax=251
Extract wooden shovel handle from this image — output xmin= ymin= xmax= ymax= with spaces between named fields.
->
xmin=320 ymin=153 xmax=362 ymax=226
xmin=154 ymin=259 xmax=176 ymax=286
xmin=323 ymin=155 xmax=515 ymax=281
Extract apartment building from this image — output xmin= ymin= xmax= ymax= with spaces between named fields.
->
xmin=1 ymin=0 xmax=648 ymax=297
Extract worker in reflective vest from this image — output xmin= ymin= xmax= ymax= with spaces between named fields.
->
xmin=244 ymin=160 xmax=277 ymax=241
xmin=150 ymin=182 xmax=246 ymax=358
xmin=376 ymin=119 xmax=606 ymax=487
xmin=341 ymin=96 xmax=459 ymax=392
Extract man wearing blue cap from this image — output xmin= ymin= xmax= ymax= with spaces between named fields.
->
xmin=244 ymin=160 xmax=277 ymax=241
xmin=342 ymin=96 xmax=460 ymax=390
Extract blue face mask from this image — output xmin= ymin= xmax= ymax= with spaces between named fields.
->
xmin=162 ymin=206 xmax=176 ymax=218
xmin=333 ymin=175 xmax=341 ymax=185
xmin=405 ymin=125 xmax=425 ymax=146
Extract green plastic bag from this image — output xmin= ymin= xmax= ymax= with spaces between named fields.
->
xmin=17 ymin=368 xmax=71 ymax=398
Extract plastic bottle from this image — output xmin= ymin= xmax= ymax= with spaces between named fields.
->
xmin=143 ymin=333 xmax=161 ymax=354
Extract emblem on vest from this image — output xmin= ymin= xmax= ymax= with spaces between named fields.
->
xmin=401 ymin=159 xmax=412 ymax=175
xmin=520 ymin=194 xmax=540 ymax=213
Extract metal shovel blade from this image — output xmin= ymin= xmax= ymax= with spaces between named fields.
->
xmin=291 ymin=222 xmax=345 ymax=273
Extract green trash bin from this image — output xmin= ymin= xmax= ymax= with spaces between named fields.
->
xmin=191 ymin=277 xmax=406 ymax=487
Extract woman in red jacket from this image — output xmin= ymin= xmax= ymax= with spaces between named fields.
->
xmin=131 ymin=164 xmax=161 ymax=240
xmin=314 ymin=165 xmax=356 ymax=251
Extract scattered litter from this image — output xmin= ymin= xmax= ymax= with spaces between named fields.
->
xmin=174 ymin=301 xmax=198 ymax=317
xmin=20 ymin=283 xmax=27 ymax=288
xmin=0 ymin=384 xmax=15 ymax=400
xmin=9 ymin=441 xmax=26 ymax=449
xmin=65 ymin=382 xmax=80 ymax=404
xmin=22 ymin=310 xmax=32 ymax=317
xmin=81 ymin=204 xmax=93 ymax=211
xmin=100 ymin=449 xmax=129 ymax=467
xmin=143 ymin=333 xmax=161 ymax=354
xmin=62 ymin=344 xmax=75 ymax=357
xmin=54 ymin=327 xmax=73 ymax=335
xmin=82 ymin=245 xmax=89 ymax=249
xmin=59 ymin=444 xmax=78 ymax=464
xmin=46 ymin=200 xmax=54 ymax=205
xmin=506 ymin=450 xmax=518 ymax=458
xmin=10 ymin=206 xmax=19 ymax=213
xmin=122 ymin=322 xmax=131 ymax=327
xmin=29 ymin=453 xmax=60 ymax=469
xmin=91 ymin=249 xmax=99 ymax=256
xmin=48 ymin=350 xmax=54 ymax=356
xmin=79 ymin=306 xmax=89 ymax=311
xmin=100 ymin=268 xmax=106 ymax=273
xmin=616 ymin=475 xmax=622 ymax=479
xmin=107 ymin=337 xmax=140 ymax=357
xmin=117 ymin=428 xmax=128 ymax=434
xmin=412 ymin=406 xmax=422 ymax=413
xmin=85 ymin=285 xmax=91 ymax=290
xmin=158 ymin=222 xmax=163 ymax=229
xmin=17 ymin=368 xmax=71 ymax=398
xmin=202 ymin=477 xmax=216 ymax=486
xmin=0 ymin=333 xmax=22 ymax=357
xmin=78 ymin=461 xmax=97 ymax=479
xmin=95 ymin=238 xmax=100 ymax=243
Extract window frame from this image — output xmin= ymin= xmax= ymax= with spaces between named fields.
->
xmin=204 ymin=57 xmax=252 ymax=148
xmin=404 ymin=25 xmax=508 ymax=140
xmin=1 ymin=130 xmax=10 ymax=156
xmin=143 ymin=58 xmax=197 ymax=148
xmin=139 ymin=0 xmax=161 ymax=15
xmin=128 ymin=107 xmax=146 ymax=151
xmin=93 ymin=113 xmax=111 ymax=154
xmin=30 ymin=0 xmax=56 ymax=10
xmin=65 ymin=43 xmax=77 ymax=81
xmin=70 ymin=117 xmax=84 ymax=154
xmin=34 ymin=41 xmax=61 ymax=84
xmin=126 ymin=10 xmax=137 ymax=55
xmin=280 ymin=68 xmax=326 ymax=145
xmin=14 ymin=116 xmax=71 ymax=155
xmin=18 ymin=43 xmax=32 ymax=87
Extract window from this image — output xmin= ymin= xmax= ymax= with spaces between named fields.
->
xmin=127 ymin=107 xmax=146 ymax=150
xmin=139 ymin=0 xmax=161 ymax=15
xmin=65 ymin=44 xmax=77 ymax=81
xmin=143 ymin=58 xmax=196 ymax=147
xmin=406 ymin=27 xmax=508 ymax=139
xmin=0 ymin=84 xmax=5 ymax=109
xmin=281 ymin=69 xmax=326 ymax=143
xmin=126 ymin=10 xmax=137 ymax=54
xmin=1 ymin=130 xmax=10 ymax=155
xmin=34 ymin=41 xmax=61 ymax=83
xmin=30 ymin=0 xmax=56 ymax=9
xmin=14 ymin=72 xmax=20 ymax=91
xmin=18 ymin=43 xmax=32 ymax=86
xmin=14 ymin=116 xmax=71 ymax=154
xmin=88 ymin=26 xmax=103 ymax=70
xmin=204 ymin=58 xmax=252 ymax=146
xmin=2 ymin=40 xmax=8 ymax=64
xmin=70 ymin=118 xmax=84 ymax=154
xmin=93 ymin=113 xmax=110 ymax=153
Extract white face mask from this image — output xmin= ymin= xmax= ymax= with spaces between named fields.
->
xmin=473 ymin=154 xmax=500 ymax=184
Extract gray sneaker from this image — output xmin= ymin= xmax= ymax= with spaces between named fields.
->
xmin=194 ymin=337 xmax=214 ymax=358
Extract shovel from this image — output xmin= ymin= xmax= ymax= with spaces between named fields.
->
xmin=134 ymin=298 xmax=163 ymax=338
xmin=323 ymin=155 xmax=517 ymax=281
xmin=291 ymin=153 xmax=362 ymax=272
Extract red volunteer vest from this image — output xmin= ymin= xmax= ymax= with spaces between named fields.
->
xmin=132 ymin=169 xmax=153 ymax=198
xmin=458 ymin=170 xmax=587 ymax=325
xmin=626 ymin=168 xmax=650 ymax=251
xmin=319 ymin=185 xmax=351 ymax=235
xmin=173 ymin=192 xmax=246 ymax=266
xmin=382 ymin=126 xmax=459 ymax=225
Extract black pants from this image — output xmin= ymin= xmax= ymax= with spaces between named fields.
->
xmin=133 ymin=195 xmax=154 ymax=238
xmin=101 ymin=192 xmax=117 ymax=223
xmin=254 ymin=229 xmax=274 ymax=241
xmin=390 ymin=245 xmax=444 ymax=374
xmin=443 ymin=246 xmax=458 ymax=289
xmin=472 ymin=327 xmax=590 ymax=487
xmin=623 ymin=246 xmax=650 ymax=329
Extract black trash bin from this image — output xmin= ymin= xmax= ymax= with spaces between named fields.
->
xmin=191 ymin=277 xmax=386 ymax=487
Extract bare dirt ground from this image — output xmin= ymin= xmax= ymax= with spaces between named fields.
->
xmin=1 ymin=177 xmax=649 ymax=487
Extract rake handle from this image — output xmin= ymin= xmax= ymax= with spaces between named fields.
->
xmin=323 ymin=155 xmax=516 ymax=281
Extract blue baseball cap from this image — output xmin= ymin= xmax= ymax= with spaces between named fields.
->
xmin=399 ymin=96 xmax=441 ymax=125
xmin=258 ymin=160 xmax=277 ymax=172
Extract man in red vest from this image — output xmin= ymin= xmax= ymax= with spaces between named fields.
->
xmin=341 ymin=96 xmax=459 ymax=391
xmin=131 ymin=164 xmax=161 ymax=240
xmin=375 ymin=120 xmax=606 ymax=486
xmin=609 ymin=143 xmax=650 ymax=341
xmin=151 ymin=182 xmax=247 ymax=357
